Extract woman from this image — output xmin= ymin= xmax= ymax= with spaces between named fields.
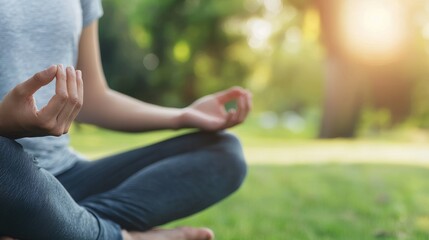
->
xmin=0 ymin=0 xmax=251 ymax=239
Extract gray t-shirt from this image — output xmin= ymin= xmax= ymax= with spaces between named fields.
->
xmin=0 ymin=0 xmax=103 ymax=175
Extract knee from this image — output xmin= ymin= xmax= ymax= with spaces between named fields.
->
xmin=0 ymin=136 xmax=22 ymax=153
xmin=0 ymin=136 xmax=27 ymax=168
xmin=0 ymin=137 xmax=38 ymax=202
xmin=209 ymin=132 xmax=247 ymax=192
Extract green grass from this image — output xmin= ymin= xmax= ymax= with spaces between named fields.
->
xmin=167 ymin=164 xmax=429 ymax=240
xmin=69 ymin=124 xmax=429 ymax=240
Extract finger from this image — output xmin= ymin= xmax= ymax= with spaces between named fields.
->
xmin=246 ymin=90 xmax=253 ymax=113
xmin=58 ymin=67 xmax=79 ymax=131
xmin=214 ymin=86 xmax=245 ymax=104
xmin=76 ymin=70 xmax=84 ymax=104
xmin=64 ymin=70 xmax=83 ymax=131
xmin=237 ymin=95 xmax=247 ymax=123
xmin=223 ymin=108 xmax=237 ymax=129
xmin=230 ymin=106 xmax=240 ymax=125
xmin=241 ymin=91 xmax=252 ymax=121
xmin=38 ymin=64 xmax=68 ymax=119
xmin=229 ymin=94 xmax=246 ymax=125
xmin=16 ymin=65 xmax=57 ymax=96
xmin=240 ymin=91 xmax=253 ymax=122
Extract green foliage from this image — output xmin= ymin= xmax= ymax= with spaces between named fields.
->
xmin=100 ymin=0 xmax=248 ymax=107
xmin=358 ymin=108 xmax=393 ymax=136
xmin=99 ymin=0 xmax=323 ymax=112
xmin=99 ymin=0 xmax=149 ymax=100
xmin=138 ymin=0 xmax=246 ymax=106
xmin=98 ymin=0 xmax=429 ymax=134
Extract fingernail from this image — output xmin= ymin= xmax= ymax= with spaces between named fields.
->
xmin=66 ymin=66 xmax=74 ymax=73
xmin=58 ymin=64 xmax=63 ymax=70
xmin=47 ymin=65 xmax=57 ymax=72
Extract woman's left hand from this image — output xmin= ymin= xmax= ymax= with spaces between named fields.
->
xmin=180 ymin=86 xmax=252 ymax=131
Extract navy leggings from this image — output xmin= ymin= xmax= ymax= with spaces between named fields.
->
xmin=0 ymin=131 xmax=247 ymax=240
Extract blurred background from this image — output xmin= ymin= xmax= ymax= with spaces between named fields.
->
xmin=96 ymin=0 xmax=429 ymax=139
xmin=71 ymin=0 xmax=429 ymax=239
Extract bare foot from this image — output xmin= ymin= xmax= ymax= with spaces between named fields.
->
xmin=122 ymin=227 xmax=214 ymax=240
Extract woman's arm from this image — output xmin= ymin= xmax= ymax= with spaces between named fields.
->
xmin=76 ymin=21 xmax=251 ymax=132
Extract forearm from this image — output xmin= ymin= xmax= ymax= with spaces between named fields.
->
xmin=76 ymin=89 xmax=184 ymax=132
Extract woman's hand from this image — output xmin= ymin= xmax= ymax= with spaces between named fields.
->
xmin=0 ymin=65 xmax=84 ymax=139
xmin=180 ymin=87 xmax=252 ymax=131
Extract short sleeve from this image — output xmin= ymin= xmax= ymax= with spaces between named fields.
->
xmin=80 ymin=0 xmax=104 ymax=27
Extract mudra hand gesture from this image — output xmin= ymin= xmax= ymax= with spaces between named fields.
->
xmin=181 ymin=87 xmax=252 ymax=131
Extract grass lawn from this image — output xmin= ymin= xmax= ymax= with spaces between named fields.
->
xmin=69 ymin=125 xmax=429 ymax=240
xmin=168 ymin=164 xmax=429 ymax=240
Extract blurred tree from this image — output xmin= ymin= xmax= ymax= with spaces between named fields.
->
xmin=316 ymin=0 xmax=418 ymax=138
xmin=226 ymin=0 xmax=324 ymax=116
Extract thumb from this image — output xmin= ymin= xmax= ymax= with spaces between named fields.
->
xmin=214 ymin=86 xmax=244 ymax=104
xmin=17 ymin=65 xmax=58 ymax=96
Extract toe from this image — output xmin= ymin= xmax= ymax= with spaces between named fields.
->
xmin=180 ymin=227 xmax=215 ymax=240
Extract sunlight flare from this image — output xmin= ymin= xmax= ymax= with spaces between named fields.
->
xmin=339 ymin=0 xmax=409 ymax=65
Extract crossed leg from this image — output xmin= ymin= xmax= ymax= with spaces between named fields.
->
xmin=0 ymin=137 xmax=121 ymax=239
xmin=57 ymin=131 xmax=247 ymax=238
xmin=0 ymin=131 xmax=246 ymax=239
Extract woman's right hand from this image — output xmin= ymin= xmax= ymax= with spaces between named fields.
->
xmin=0 ymin=64 xmax=83 ymax=139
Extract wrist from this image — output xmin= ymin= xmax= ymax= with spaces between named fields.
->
xmin=174 ymin=108 xmax=188 ymax=130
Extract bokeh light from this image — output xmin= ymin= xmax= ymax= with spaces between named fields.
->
xmin=143 ymin=53 xmax=159 ymax=71
xmin=338 ymin=0 xmax=409 ymax=65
